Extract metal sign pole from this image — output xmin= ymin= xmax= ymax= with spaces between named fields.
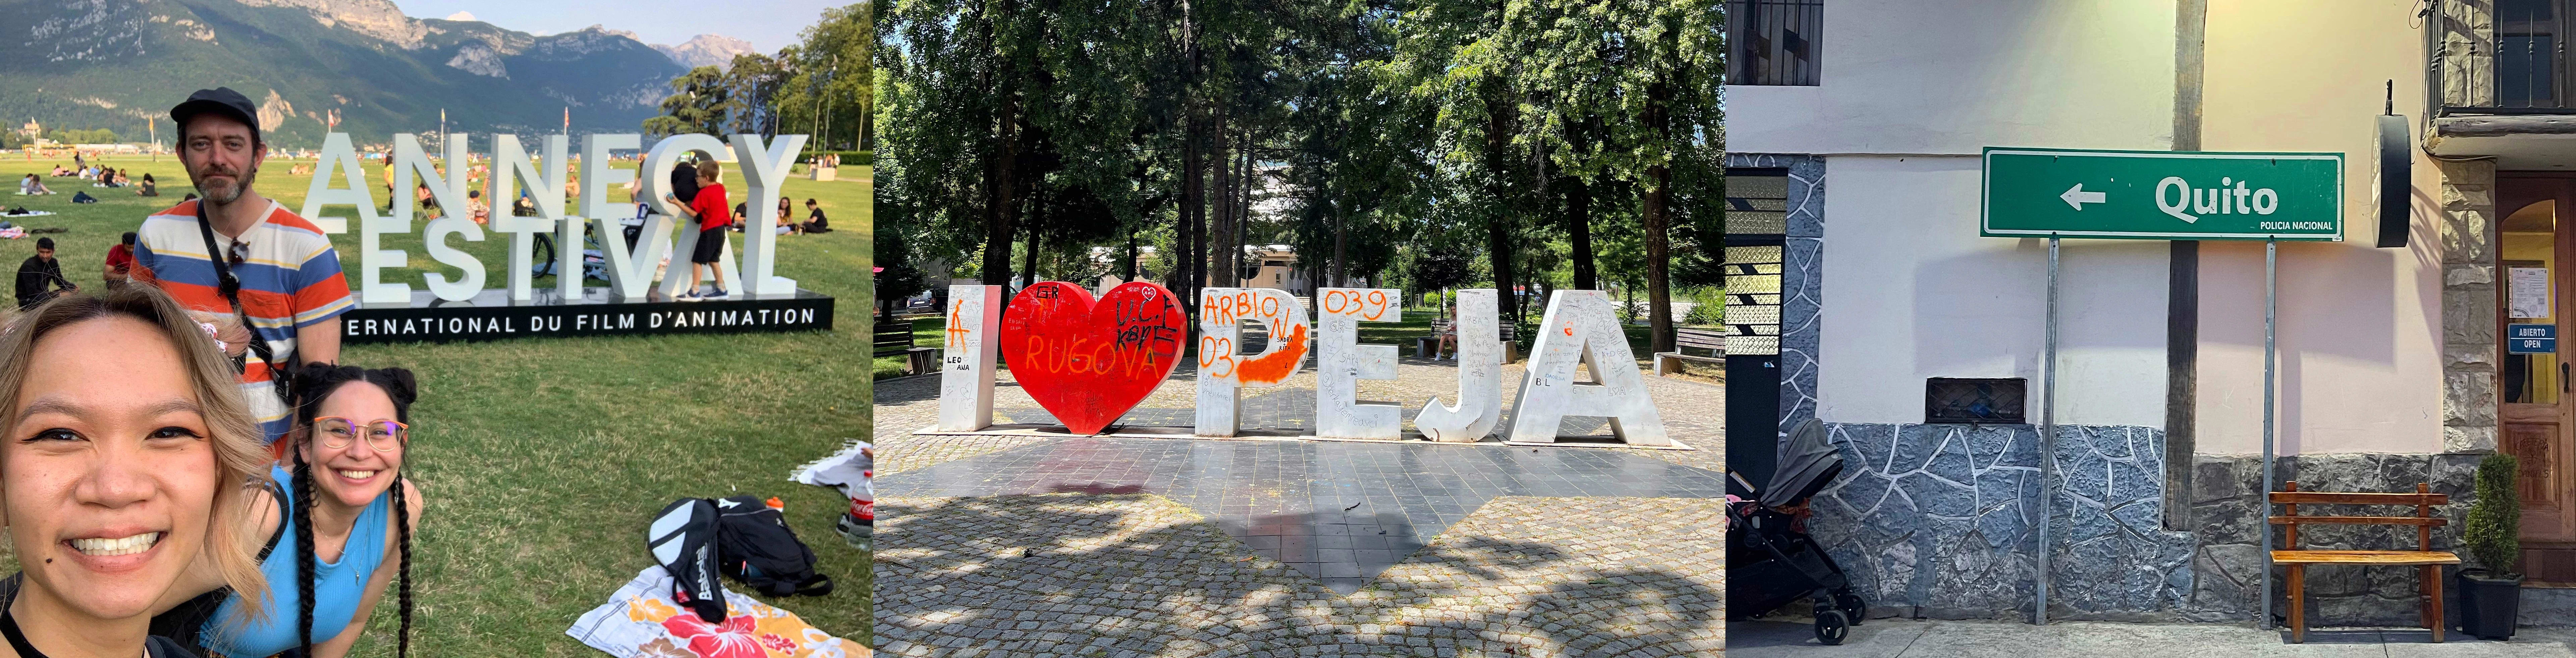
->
xmin=2260 ymin=238 xmax=2278 ymax=629
xmin=2038 ymin=235 xmax=2060 ymax=625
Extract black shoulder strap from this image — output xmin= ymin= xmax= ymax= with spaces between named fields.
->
xmin=259 ymin=481 xmax=288 ymax=561
xmin=192 ymin=202 xmax=285 ymax=392
xmin=0 ymin=594 xmax=49 ymax=658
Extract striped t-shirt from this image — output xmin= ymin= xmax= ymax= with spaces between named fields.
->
xmin=132 ymin=199 xmax=356 ymax=441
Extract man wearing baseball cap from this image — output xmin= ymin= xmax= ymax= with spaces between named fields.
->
xmin=131 ymin=86 xmax=356 ymax=441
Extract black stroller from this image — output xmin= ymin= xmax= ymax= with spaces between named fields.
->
xmin=1727 ymin=418 xmax=1867 ymax=645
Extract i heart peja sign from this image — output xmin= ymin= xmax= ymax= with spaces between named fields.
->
xmin=932 ymin=283 xmax=1672 ymax=445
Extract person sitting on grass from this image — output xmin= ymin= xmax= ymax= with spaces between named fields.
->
xmin=467 ymin=189 xmax=489 ymax=225
xmin=0 ymin=286 xmax=281 ymax=658
xmin=47 ymin=165 xmax=69 ymax=177
xmin=19 ymin=174 xmax=53 ymax=195
xmin=801 ymin=198 xmax=831 ymax=234
xmin=106 ymin=231 xmax=138 ymax=289
xmin=665 ymin=161 xmax=734 ymax=301
xmin=139 ymin=172 xmax=159 ymax=196
xmin=113 ymin=169 xmax=131 ymax=188
xmin=776 ymin=197 xmax=798 ymax=235
xmin=16 ymin=238 xmax=73 ymax=310
xmin=151 ymin=364 xmax=425 ymax=658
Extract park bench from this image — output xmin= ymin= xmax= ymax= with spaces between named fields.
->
xmin=874 ymin=317 xmax=936 ymax=376
xmin=1655 ymin=327 xmax=1726 ymax=376
xmin=1417 ymin=319 xmax=1519 ymax=363
xmin=2270 ymin=481 xmax=2459 ymax=644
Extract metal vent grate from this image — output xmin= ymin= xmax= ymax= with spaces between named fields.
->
xmin=1925 ymin=378 xmax=2026 ymax=424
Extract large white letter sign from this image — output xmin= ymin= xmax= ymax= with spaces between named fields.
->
xmin=582 ymin=133 xmax=667 ymax=299
xmin=729 ymin=133 xmax=805 ymax=295
xmin=1314 ymin=288 xmax=1404 ymax=439
xmin=488 ymin=134 xmax=568 ymax=301
xmin=936 ymin=285 xmax=1003 ymax=431
xmin=1416 ymin=289 xmax=1501 ymax=442
xmin=295 ymin=132 xmax=372 ymax=235
xmin=1194 ymin=287 xmax=1310 ymax=436
xmin=392 ymin=134 xmax=484 ymax=302
xmin=641 ymin=134 xmax=743 ymax=298
xmin=1506 ymin=290 xmax=1671 ymax=445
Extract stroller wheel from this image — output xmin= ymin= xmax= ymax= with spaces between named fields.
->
xmin=1835 ymin=592 xmax=1867 ymax=626
xmin=1814 ymin=610 xmax=1850 ymax=645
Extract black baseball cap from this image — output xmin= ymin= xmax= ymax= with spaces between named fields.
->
xmin=168 ymin=87 xmax=260 ymax=143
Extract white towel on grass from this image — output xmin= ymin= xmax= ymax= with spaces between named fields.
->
xmin=566 ymin=566 xmax=864 ymax=658
xmin=790 ymin=440 xmax=871 ymax=504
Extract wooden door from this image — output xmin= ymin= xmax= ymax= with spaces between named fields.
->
xmin=2500 ymin=175 xmax=2576 ymax=583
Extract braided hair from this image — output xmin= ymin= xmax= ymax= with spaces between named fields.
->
xmin=286 ymin=363 xmax=419 ymax=658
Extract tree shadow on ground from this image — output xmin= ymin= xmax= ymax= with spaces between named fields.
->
xmin=873 ymin=493 xmax=1721 ymax=657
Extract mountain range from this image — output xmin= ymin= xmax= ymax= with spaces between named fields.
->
xmin=0 ymin=0 xmax=758 ymax=147
xmin=654 ymin=34 xmax=756 ymax=69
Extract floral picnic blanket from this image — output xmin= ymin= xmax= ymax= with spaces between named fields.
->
xmin=566 ymin=566 xmax=866 ymax=658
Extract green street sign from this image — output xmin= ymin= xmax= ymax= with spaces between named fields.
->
xmin=1981 ymin=147 xmax=2345 ymax=241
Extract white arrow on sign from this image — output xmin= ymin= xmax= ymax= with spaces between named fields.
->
xmin=2059 ymin=183 xmax=2106 ymax=211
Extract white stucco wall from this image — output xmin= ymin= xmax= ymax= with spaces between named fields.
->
xmin=1725 ymin=0 xmax=2179 ymax=157
xmin=1816 ymin=156 xmax=2171 ymax=427
xmin=2190 ymin=0 xmax=2446 ymax=455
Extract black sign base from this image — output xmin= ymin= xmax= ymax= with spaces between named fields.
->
xmin=342 ymin=287 xmax=834 ymax=343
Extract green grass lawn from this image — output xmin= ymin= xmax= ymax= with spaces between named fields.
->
xmin=4 ymin=153 xmax=872 ymax=655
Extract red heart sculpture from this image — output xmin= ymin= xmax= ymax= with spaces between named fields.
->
xmin=1000 ymin=281 xmax=1188 ymax=434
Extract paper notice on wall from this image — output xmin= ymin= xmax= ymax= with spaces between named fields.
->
xmin=2513 ymin=267 xmax=2552 ymax=319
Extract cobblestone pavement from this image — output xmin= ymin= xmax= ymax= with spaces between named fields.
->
xmin=871 ymin=354 xmax=1729 ymax=656
xmin=878 ymin=436 xmax=1728 ymax=593
xmin=1731 ymin=617 xmax=2576 ymax=657
xmin=875 ymin=493 xmax=1724 ymax=657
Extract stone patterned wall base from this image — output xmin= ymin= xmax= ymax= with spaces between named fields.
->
xmin=1806 ymin=422 xmax=2193 ymax=620
xmin=2183 ymin=453 xmax=2484 ymax=624
xmin=1725 ymin=153 xmax=1824 ymax=440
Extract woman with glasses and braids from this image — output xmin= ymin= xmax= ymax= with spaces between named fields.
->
xmin=149 ymin=364 xmax=422 ymax=658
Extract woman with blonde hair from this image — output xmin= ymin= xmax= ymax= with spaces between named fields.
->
xmin=0 ymin=285 xmax=273 ymax=657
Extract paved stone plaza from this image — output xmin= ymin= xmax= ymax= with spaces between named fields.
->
xmin=1730 ymin=617 xmax=2576 ymax=657
xmin=873 ymin=358 xmax=1729 ymax=657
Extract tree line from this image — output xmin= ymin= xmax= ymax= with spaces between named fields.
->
xmin=645 ymin=3 xmax=876 ymax=155
xmin=875 ymin=0 xmax=1719 ymax=352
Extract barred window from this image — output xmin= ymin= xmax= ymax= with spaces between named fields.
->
xmin=1729 ymin=0 xmax=1822 ymax=86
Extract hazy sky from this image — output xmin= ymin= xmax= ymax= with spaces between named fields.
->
xmin=392 ymin=1 xmax=847 ymax=53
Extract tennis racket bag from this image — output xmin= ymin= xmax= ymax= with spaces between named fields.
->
xmin=648 ymin=498 xmax=728 ymax=622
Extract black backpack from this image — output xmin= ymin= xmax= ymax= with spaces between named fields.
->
xmin=710 ymin=495 xmax=834 ymax=597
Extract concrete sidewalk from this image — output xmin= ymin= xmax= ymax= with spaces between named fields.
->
xmin=1729 ymin=617 xmax=2576 ymax=657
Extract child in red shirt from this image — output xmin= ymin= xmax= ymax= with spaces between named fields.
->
xmin=669 ymin=160 xmax=734 ymax=300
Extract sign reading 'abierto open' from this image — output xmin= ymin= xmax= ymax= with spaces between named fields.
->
xmin=1982 ymin=147 xmax=2345 ymax=241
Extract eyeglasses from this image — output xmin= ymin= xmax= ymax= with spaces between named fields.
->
xmin=312 ymin=416 xmax=408 ymax=452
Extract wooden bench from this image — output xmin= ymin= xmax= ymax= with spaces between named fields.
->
xmin=874 ymin=317 xmax=936 ymax=375
xmin=2270 ymin=481 xmax=2459 ymax=644
xmin=1655 ymin=327 xmax=1726 ymax=376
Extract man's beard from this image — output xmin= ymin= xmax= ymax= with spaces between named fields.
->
xmin=191 ymin=162 xmax=257 ymax=205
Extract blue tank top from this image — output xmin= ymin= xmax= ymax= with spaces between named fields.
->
xmin=202 ymin=465 xmax=393 ymax=657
